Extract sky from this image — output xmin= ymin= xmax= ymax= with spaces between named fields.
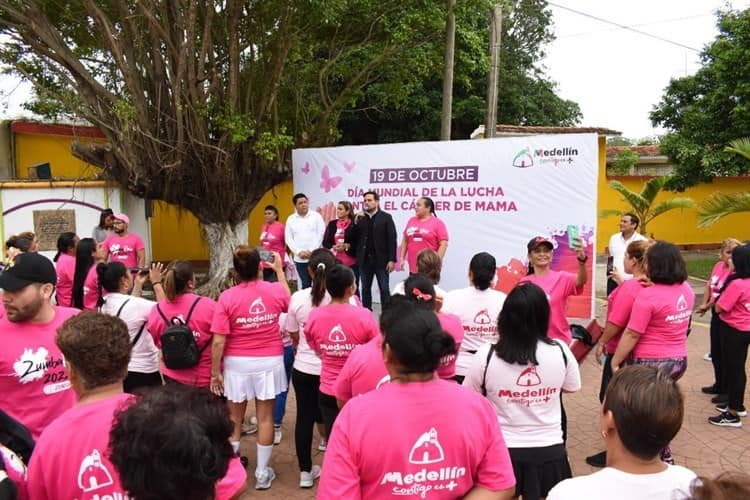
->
xmin=543 ymin=0 xmax=750 ymax=139
xmin=1 ymin=1 xmax=748 ymax=140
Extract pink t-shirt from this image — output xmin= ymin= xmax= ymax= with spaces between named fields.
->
xmin=437 ymin=312 xmax=463 ymax=379
xmin=402 ymin=216 xmax=449 ymax=273
xmin=334 ymin=335 xmax=388 ymax=403
xmin=304 ymin=303 xmax=380 ymax=396
xmin=519 ymin=271 xmax=582 ymax=344
xmin=82 ymin=265 xmax=100 ymax=311
xmin=626 ymin=282 xmax=695 ymax=359
xmin=319 ymin=379 xmax=516 ymax=498
xmin=147 ymin=294 xmax=216 ymax=387
xmin=1 ymin=444 xmax=27 ymax=500
xmin=709 ymin=261 xmax=732 ymax=302
xmin=211 ymin=280 xmax=290 ymax=357
xmin=260 ymin=222 xmax=285 ymax=269
xmin=331 ymin=219 xmax=357 ymax=267
xmin=604 ymin=279 xmax=644 ymax=354
xmin=26 ymin=393 xmax=132 ymax=499
xmin=102 ymin=233 xmax=145 ymax=269
xmin=0 ymin=306 xmax=79 ymax=439
xmin=55 ymin=253 xmax=76 ymax=308
xmin=215 ymin=457 xmax=248 ymax=500
xmin=717 ymin=278 xmax=750 ymax=331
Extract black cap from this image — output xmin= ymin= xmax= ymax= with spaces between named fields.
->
xmin=527 ymin=236 xmax=554 ymax=253
xmin=0 ymin=253 xmax=57 ymax=291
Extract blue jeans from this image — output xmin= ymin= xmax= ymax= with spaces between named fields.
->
xmin=295 ymin=261 xmax=312 ymax=289
xmin=274 ymin=345 xmax=295 ymax=426
xmin=359 ymin=260 xmax=390 ymax=310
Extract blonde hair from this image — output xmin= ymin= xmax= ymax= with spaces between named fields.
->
xmin=721 ymin=238 xmax=742 ymax=252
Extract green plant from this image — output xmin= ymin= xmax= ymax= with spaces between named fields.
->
xmin=610 ymin=148 xmax=639 ymax=175
xmin=697 ymin=137 xmax=750 ymax=227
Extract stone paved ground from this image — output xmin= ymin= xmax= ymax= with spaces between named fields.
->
xmin=234 ymin=259 xmax=750 ymax=498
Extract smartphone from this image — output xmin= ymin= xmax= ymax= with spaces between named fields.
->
xmin=566 ymin=224 xmax=580 ymax=249
xmin=606 ymin=256 xmax=614 ymax=276
xmin=257 ymin=248 xmax=275 ymax=264
xmin=130 ymin=267 xmax=149 ymax=276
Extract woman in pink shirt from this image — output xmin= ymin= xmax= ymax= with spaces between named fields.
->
xmin=210 ymin=246 xmax=289 ymax=490
xmin=71 ymin=238 xmax=103 ymax=310
xmin=710 ymin=244 xmax=750 ymax=428
xmin=612 ymin=241 xmax=694 ymax=462
xmin=323 ymin=200 xmax=359 ymax=286
xmin=146 ymin=260 xmax=216 ymax=388
xmin=53 ymin=232 xmax=78 ymax=307
xmin=260 ymin=205 xmax=286 ymax=282
xmin=305 ymin=264 xmax=379 ymax=435
xmin=319 ymin=297 xmax=516 ymax=499
xmin=398 ymin=197 xmax=449 ymax=273
xmin=697 ymin=238 xmax=741 ymax=397
xmin=520 ymin=236 xmax=588 ymax=344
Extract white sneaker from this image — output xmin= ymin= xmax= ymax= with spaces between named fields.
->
xmin=317 ymin=437 xmax=327 ymax=451
xmin=273 ymin=426 xmax=282 ymax=445
xmin=300 ymin=465 xmax=321 ymax=488
xmin=255 ymin=466 xmax=276 ymax=490
xmin=242 ymin=416 xmax=258 ymax=435
xmin=703 ymin=353 xmax=712 ymax=362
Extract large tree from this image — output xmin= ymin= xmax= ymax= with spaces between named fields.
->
xmin=0 ymin=0 xmax=450 ymax=293
xmin=650 ymin=8 xmax=750 ymax=191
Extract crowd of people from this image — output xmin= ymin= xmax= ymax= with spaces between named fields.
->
xmin=0 ymin=197 xmax=748 ymax=499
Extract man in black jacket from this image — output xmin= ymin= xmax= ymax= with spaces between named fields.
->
xmin=354 ymin=191 xmax=397 ymax=310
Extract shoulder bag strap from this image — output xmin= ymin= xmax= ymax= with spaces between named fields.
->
xmin=480 ymin=344 xmax=495 ymax=397
xmin=155 ymin=303 xmax=170 ymax=326
xmin=553 ymin=339 xmax=568 ymax=367
xmin=115 ymin=298 xmax=131 ymax=318
xmin=184 ymin=297 xmax=202 ymax=324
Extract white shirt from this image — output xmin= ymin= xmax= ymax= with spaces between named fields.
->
xmin=285 ymin=211 xmax=325 ymax=263
xmin=100 ymin=293 xmax=160 ymax=373
xmin=547 ymin=465 xmax=697 ymax=500
xmin=608 ymin=231 xmax=647 ymax=281
xmin=442 ymin=286 xmax=507 ymax=376
xmin=463 ymin=341 xmax=580 ymax=448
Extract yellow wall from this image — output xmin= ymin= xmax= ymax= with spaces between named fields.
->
xmin=14 ymin=133 xmax=104 ymax=179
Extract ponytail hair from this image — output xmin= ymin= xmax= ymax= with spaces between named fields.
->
xmin=720 ymin=244 xmax=750 ymax=295
xmin=72 ymin=238 xmax=97 ymax=309
xmin=403 ymin=274 xmax=436 ymax=311
xmin=54 ymin=232 xmax=77 ymax=262
xmin=420 ymin=197 xmax=436 ymax=216
xmin=309 ymin=248 xmax=336 ymax=307
xmin=233 ymin=245 xmax=261 ymax=282
xmin=96 ymin=262 xmax=128 ymax=307
xmin=163 ymin=260 xmax=194 ymax=301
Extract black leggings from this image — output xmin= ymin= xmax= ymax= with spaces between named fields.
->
xmin=292 ymin=369 xmax=323 ymax=472
xmin=720 ymin=319 xmax=750 ymax=411
xmin=318 ymin=391 xmax=341 ymax=438
xmin=710 ymin=311 xmax=726 ymax=392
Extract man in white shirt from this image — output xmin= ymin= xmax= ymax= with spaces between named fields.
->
xmin=606 ymin=213 xmax=647 ymax=296
xmin=285 ymin=193 xmax=325 ymax=289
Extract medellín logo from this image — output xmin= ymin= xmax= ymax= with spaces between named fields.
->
xmin=512 ymin=145 xmax=579 ymax=168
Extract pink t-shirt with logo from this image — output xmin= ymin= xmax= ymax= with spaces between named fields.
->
xmin=709 ymin=261 xmax=732 ymax=302
xmin=211 ymin=281 xmax=290 ymax=357
xmin=441 ymin=287 xmax=507 ymax=377
xmin=260 ymin=222 xmax=285 ymax=269
xmin=519 ymin=270 xmax=582 ymax=344
xmin=319 ymin=379 xmax=516 ymax=498
xmin=717 ymin=278 xmax=750 ymax=331
xmin=304 ymin=303 xmax=379 ymax=396
xmin=626 ymin=282 xmax=695 ymax=359
xmin=604 ymin=279 xmax=644 ymax=354
xmin=82 ymin=264 xmax=100 ymax=311
xmin=26 ymin=393 xmax=132 ymax=499
xmin=402 ymin=216 xmax=449 ymax=273
xmin=0 ymin=306 xmax=78 ymax=439
xmin=437 ymin=312 xmax=463 ymax=379
xmin=147 ymin=294 xmax=216 ymax=387
xmin=55 ymin=253 xmax=76 ymax=308
xmin=334 ymin=335 xmax=388 ymax=403
xmin=102 ymin=233 xmax=145 ymax=269
xmin=331 ymin=219 xmax=357 ymax=267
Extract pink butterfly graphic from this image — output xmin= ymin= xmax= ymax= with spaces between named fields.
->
xmin=301 ymin=162 xmax=311 ymax=174
xmin=320 ymin=165 xmax=343 ymax=193
xmin=344 ymin=161 xmax=356 ymax=173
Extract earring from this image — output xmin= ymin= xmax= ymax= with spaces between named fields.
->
xmin=601 ymin=430 xmax=608 ymax=439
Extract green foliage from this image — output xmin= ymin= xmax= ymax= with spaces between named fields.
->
xmin=610 ymin=148 xmax=639 ymax=175
xmin=607 ymin=136 xmax=634 ymax=146
xmin=600 ymin=176 xmax=695 ymax=234
xmin=252 ymin=128 xmax=294 ymax=161
xmin=650 ymin=8 xmax=750 ymax=190
xmin=697 ymin=191 xmax=750 ymax=227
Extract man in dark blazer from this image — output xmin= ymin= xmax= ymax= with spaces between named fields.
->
xmin=354 ymin=191 xmax=397 ymax=310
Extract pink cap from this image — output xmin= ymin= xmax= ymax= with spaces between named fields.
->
xmin=113 ymin=213 xmax=130 ymax=225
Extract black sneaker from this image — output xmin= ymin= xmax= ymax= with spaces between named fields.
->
xmin=715 ymin=405 xmax=748 ymax=417
xmin=711 ymin=394 xmax=729 ymax=404
xmin=701 ymin=385 xmax=721 ymax=394
xmin=708 ymin=411 xmax=742 ymax=428
xmin=585 ymin=451 xmax=606 ymax=468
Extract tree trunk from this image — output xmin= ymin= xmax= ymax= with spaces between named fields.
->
xmin=199 ymin=221 xmax=249 ymax=298
xmin=484 ymin=4 xmax=502 ymax=138
xmin=440 ymin=0 xmax=456 ymax=140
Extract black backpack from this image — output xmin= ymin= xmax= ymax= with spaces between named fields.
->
xmin=155 ymin=298 xmax=206 ymax=370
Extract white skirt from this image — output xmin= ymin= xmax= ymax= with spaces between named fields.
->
xmin=223 ymin=355 xmax=287 ymax=403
